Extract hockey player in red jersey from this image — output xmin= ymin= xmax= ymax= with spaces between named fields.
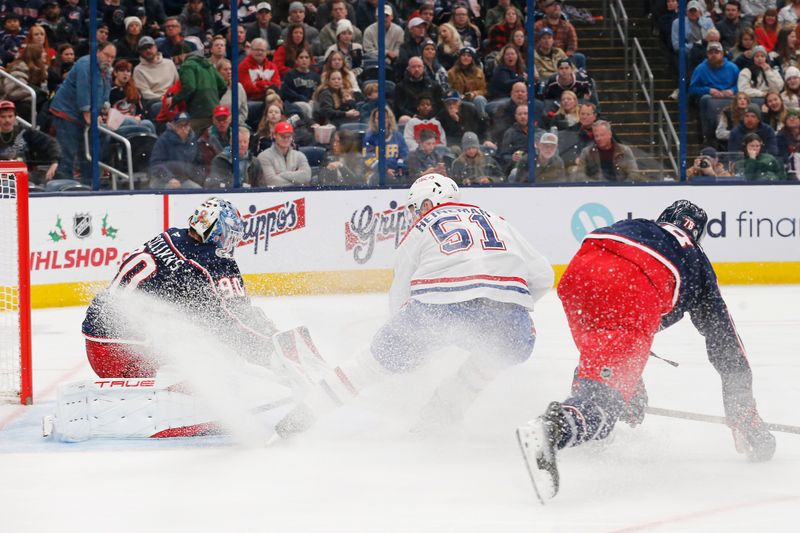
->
xmin=274 ymin=173 xmax=554 ymax=437
xmin=517 ymin=200 xmax=776 ymax=503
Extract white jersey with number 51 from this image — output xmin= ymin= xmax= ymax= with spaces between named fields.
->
xmin=390 ymin=202 xmax=554 ymax=313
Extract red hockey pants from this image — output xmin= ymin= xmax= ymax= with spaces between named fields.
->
xmin=85 ymin=339 xmax=158 ymax=378
xmin=557 ymin=239 xmax=676 ymax=402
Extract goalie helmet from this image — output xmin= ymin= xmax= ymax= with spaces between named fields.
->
xmin=407 ymin=173 xmax=460 ymax=215
xmin=188 ymin=197 xmax=245 ymax=258
xmin=657 ymin=199 xmax=708 ymax=243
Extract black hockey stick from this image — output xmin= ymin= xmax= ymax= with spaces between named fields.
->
xmin=649 ymin=351 xmax=679 ymax=367
xmin=645 ymin=406 xmax=800 ymax=435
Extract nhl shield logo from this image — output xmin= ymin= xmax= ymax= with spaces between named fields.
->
xmin=73 ymin=213 xmax=92 ymax=239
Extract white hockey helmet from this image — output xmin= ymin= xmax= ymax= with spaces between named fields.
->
xmin=188 ymin=197 xmax=245 ymax=258
xmin=406 ymin=173 xmax=460 ymax=214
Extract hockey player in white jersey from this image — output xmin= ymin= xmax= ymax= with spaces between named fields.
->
xmin=274 ymin=173 xmax=554 ymax=437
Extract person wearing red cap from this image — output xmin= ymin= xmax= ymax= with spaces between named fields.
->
xmin=0 ymin=100 xmax=61 ymax=183
xmin=197 ymin=104 xmax=233 ymax=172
xmin=256 ymin=120 xmax=311 ymax=187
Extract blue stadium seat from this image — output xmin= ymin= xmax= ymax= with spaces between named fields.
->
xmin=298 ymin=146 xmax=327 ymax=168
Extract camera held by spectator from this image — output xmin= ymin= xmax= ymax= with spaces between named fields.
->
xmin=688 ymin=147 xmax=730 ymax=179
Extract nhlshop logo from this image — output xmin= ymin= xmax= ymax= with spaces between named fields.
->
xmin=345 ymin=200 xmax=412 ymax=264
xmin=47 ymin=213 xmax=119 ymax=242
xmin=240 ymin=198 xmax=306 ymax=255
xmin=571 ymin=203 xmax=614 ymax=242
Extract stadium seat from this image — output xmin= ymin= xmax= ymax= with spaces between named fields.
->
xmin=298 ymin=145 xmax=326 ymax=168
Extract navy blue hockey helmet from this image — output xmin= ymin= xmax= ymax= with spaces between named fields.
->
xmin=188 ymin=197 xmax=244 ymax=258
xmin=657 ymin=200 xmax=708 ymax=242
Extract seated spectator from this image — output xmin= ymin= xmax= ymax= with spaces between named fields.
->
xmin=245 ymin=2 xmax=282 ymax=54
xmin=216 ymin=58 xmax=249 ymax=127
xmin=239 ymin=38 xmax=281 ymax=102
xmin=252 ymin=103 xmax=285 ymax=154
xmin=48 ymin=43 xmax=75 ymax=94
xmin=449 ymin=4 xmax=481 ymax=52
xmin=256 ymin=120 xmax=312 ymax=187
xmin=397 ymin=16 xmax=429 ymax=74
xmin=266 ymin=92 xmax=315 ymax=147
xmin=363 ymin=5 xmax=404 ymax=64
xmin=498 ymin=104 xmax=530 ymax=173
xmin=487 ymin=5 xmax=524 ymax=54
xmin=777 ymin=108 xmax=800 ymax=160
xmin=436 ymin=90 xmax=487 ymax=152
xmin=671 ymin=2 xmax=714 ymax=71
xmin=407 ymin=129 xmax=446 ymax=180
xmin=690 ymin=41 xmax=740 ymax=143
xmin=114 ymin=16 xmax=144 ymax=61
xmin=0 ymin=13 xmax=26 ymax=66
xmin=733 ymin=28 xmax=758 ymax=70
xmin=197 ymin=105 xmax=233 ymax=171
xmin=779 ymin=0 xmax=800 ymax=26
xmin=321 ymin=51 xmax=362 ymax=98
xmin=319 ymin=1 xmax=363 ymax=52
xmin=356 ymin=81 xmax=379 ymax=123
xmin=1 ymin=44 xmax=49 ymax=123
xmin=208 ymin=35 xmax=228 ymax=68
xmin=281 ymin=2 xmax=320 ymax=53
xmin=687 ymin=146 xmax=732 ymax=180
xmin=157 ymin=18 xmax=196 ymax=60
xmin=149 ymin=112 xmax=204 ymax=189
xmin=728 ymin=103 xmax=779 ymax=155
xmin=762 ymin=91 xmax=786 ymax=131
xmin=318 ymin=129 xmax=368 ymax=186
xmin=171 ymin=49 xmax=227 ymax=132
xmin=781 ymin=66 xmax=800 ymax=107
xmin=436 ymin=22 xmax=463 ymax=71
xmin=226 ymin=24 xmax=248 ymax=63
xmin=489 ymin=81 xmax=530 ymax=143
xmin=363 ymin=106 xmax=409 ymax=184
xmin=280 ymin=49 xmax=319 ymax=119
xmin=535 ymin=0 xmax=585 ymax=70
xmin=511 ymin=29 xmax=528 ymax=67
xmin=529 ymin=131 xmax=566 ymax=183
xmin=274 ymin=23 xmax=315 ymax=78
xmin=178 ymin=0 xmax=214 ymax=42
xmin=558 ymin=102 xmax=599 ymax=169
xmin=450 ymin=132 xmax=504 ymax=185
xmin=133 ymin=36 xmax=179 ymax=118
xmin=737 ymin=46 xmax=783 ymax=98
xmin=717 ymin=1 xmax=750 ymax=50
xmin=770 ymin=28 xmax=799 ymax=73
xmin=0 ymin=100 xmax=60 ymax=183
xmin=37 ymin=3 xmax=73 ymax=51
xmin=542 ymin=58 xmax=594 ymax=102
xmin=754 ymin=8 xmax=779 ymax=52
xmin=205 ymin=126 xmax=263 ymax=188
xmin=575 ymin=120 xmax=644 ymax=182
xmin=403 ymin=93 xmax=446 ymax=151
xmin=324 ymin=20 xmax=363 ymax=78
xmin=488 ymin=44 xmax=526 ymax=100
xmin=534 ymin=27 xmax=568 ymax=83
xmin=736 ymin=132 xmax=787 ymax=180
xmin=317 ymin=0 xmax=358 ymax=31
xmin=486 ymin=0 xmax=524 ymax=32
xmin=25 ymin=24 xmax=56 ymax=61
xmin=395 ymin=56 xmax=443 ymax=122
xmin=447 ymin=46 xmax=488 ymax=116
xmin=421 ymin=38 xmax=449 ymax=93
xmin=313 ymin=70 xmax=361 ymax=128
xmin=108 ymin=59 xmax=156 ymax=136
xmin=547 ymin=90 xmax=581 ymax=130
xmin=716 ymin=92 xmax=752 ymax=143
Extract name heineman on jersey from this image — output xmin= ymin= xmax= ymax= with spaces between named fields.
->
xmin=414 ymin=204 xmax=494 ymax=231
xmin=146 ymin=232 xmax=186 ymax=272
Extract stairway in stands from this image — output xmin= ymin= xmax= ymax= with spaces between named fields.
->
xmin=565 ymin=0 xmax=698 ymax=179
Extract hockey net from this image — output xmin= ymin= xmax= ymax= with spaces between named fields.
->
xmin=0 ymin=163 xmax=32 ymax=404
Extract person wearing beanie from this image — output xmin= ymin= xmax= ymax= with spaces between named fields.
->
xmin=737 ymin=45 xmax=783 ymax=98
xmin=737 ymin=132 xmax=787 ymax=180
xmin=319 ymin=1 xmax=362 ymax=52
xmin=113 ymin=16 xmax=144 ymax=61
xmin=728 ymin=102 xmax=779 ymax=155
xmin=690 ymin=41 xmax=741 ymax=144
xmin=781 ymin=66 xmax=800 ymax=107
xmin=450 ymin=131 xmax=504 ymax=185
xmin=323 ymin=19 xmax=364 ymax=77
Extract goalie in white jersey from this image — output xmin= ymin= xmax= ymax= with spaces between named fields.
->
xmin=275 ymin=173 xmax=554 ymax=437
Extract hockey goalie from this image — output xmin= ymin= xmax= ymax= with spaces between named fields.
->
xmin=43 ymin=197 xmax=329 ymax=442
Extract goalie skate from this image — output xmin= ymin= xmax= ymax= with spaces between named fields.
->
xmin=516 ymin=416 xmax=560 ymax=504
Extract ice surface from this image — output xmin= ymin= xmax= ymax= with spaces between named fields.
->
xmin=1 ymin=286 xmax=798 ymax=532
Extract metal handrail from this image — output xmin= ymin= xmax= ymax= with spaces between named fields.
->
xmin=609 ymin=0 xmax=629 ymax=88
xmin=0 ymin=69 xmax=36 ymax=127
xmin=658 ymin=100 xmax=679 ymax=178
xmin=83 ymin=125 xmax=135 ymax=190
xmin=632 ymin=38 xmax=655 ymax=145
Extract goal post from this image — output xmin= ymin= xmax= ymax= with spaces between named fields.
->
xmin=0 ymin=161 xmax=32 ymax=405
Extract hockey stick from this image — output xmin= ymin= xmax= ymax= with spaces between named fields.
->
xmin=649 ymin=351 xmax=680 ymax=367
xmin=645 ymin=406 xmax=800 ymax=435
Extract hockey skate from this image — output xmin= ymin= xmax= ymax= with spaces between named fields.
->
xmin=516 ymin=401 xmax=563 ymax=504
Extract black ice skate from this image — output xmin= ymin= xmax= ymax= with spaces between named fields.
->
xmin=516 ymin=401 xmax=564 ymax=504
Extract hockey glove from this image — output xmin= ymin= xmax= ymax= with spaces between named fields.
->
xmin=727 ymin=404 xmax=776 ymax=462
xmin=619 ymin=378 xmax=648 ymax=428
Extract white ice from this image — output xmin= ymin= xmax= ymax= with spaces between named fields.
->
xmin=1 ymin=285 xmax=799 ymax=532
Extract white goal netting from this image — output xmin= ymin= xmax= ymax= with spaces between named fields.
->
xmin=0 ymin=171 xmax=23 ymax=401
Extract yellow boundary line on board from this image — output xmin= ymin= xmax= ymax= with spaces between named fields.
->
xmin=26 ymin=262 xmax=800 ymax=308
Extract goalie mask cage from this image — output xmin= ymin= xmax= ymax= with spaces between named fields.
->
xmin=0 ymin=162 xmax=32 ymax=405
